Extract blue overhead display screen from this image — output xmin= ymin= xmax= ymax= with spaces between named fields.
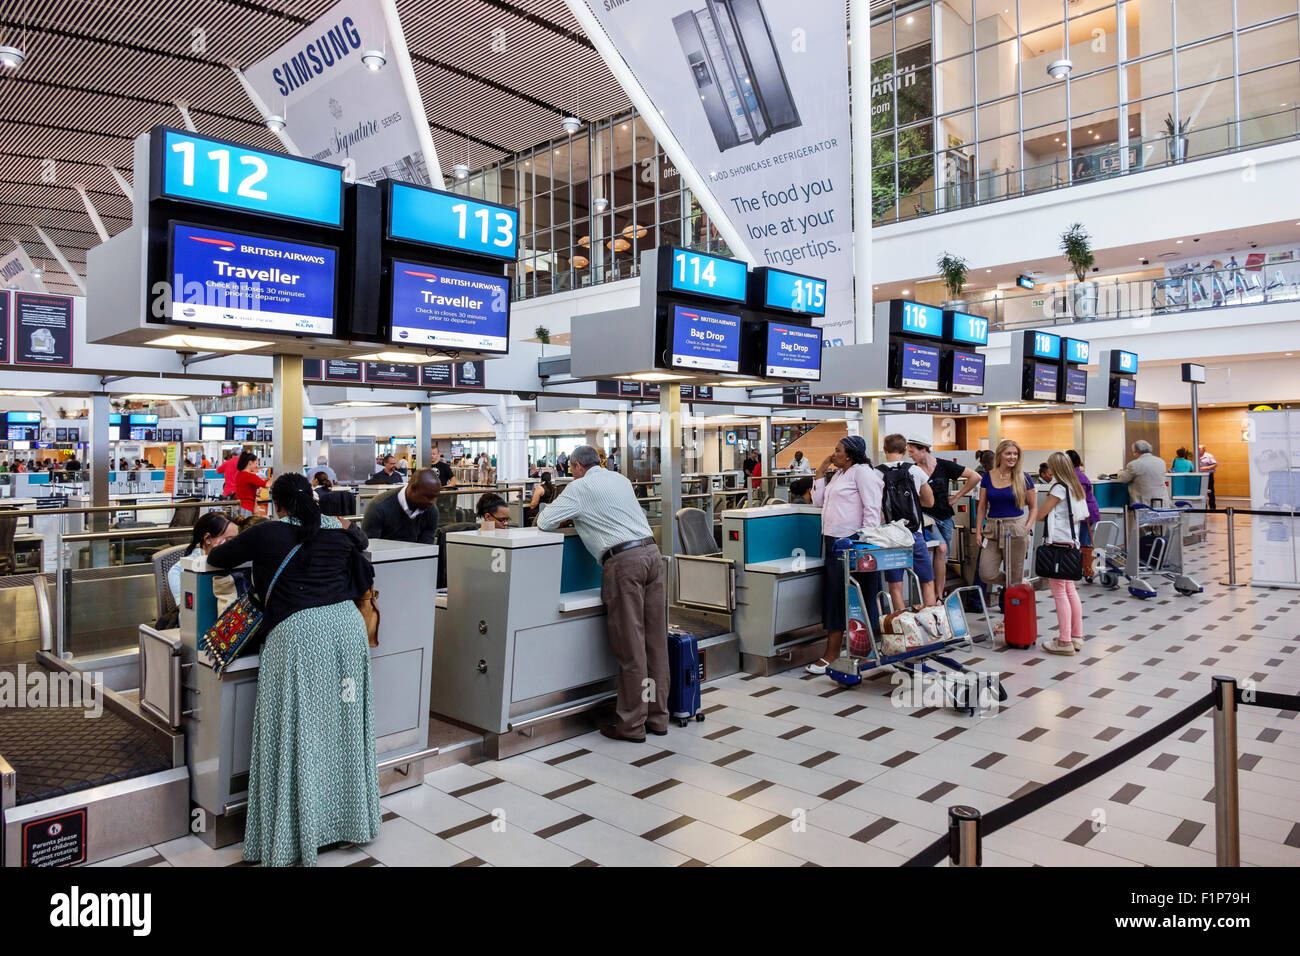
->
xmin=1029 ymin=331 xmax=1061 ymax=360
xmin=1114 ymin=376 xmax=1137 ymax=408
xmin=764 ymin=323 xmax=822 ymax=380
xmin=389 ymin=260 xmax=511 ymax=353
xmin=670 ymin=304 xmax=741 ymax=373
xmin=890 ymin=300 xmax=943 ymax=339
xmin=157 ymin=128 xmax=343 ymax=228
xmin=1112 ymin=350 xmax=1139 ymax=374
xmin=169 ymin=223 xmax=337 ymax=336
xmin=945 ymin=311 xmax=989 ymax=347
xmin=760 ymin=269 xmax=827 ymax=317
xmin=900 ymin=342 xmax=941 ymax=389
xmin=949 ymin=350 xmax=985 ymax=394
xmin=388 ymin=182 xmax=518 ymax=260
xmin=665 ymin=248 xmax=748 ymax=304
xmin=1064 ymin=338 xmax=1090 ymax=364
xmin=1031 ymin=362 xmax=1059 ymax=401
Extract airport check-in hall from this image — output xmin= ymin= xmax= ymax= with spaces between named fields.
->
xmin=0 ymin=0 xmax=1297 ymax=920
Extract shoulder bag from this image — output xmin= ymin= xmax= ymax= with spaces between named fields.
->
xmin=1034 ymin=486 xmax=1083 ymax=581
xmin=202 ymin=543 xmax=302 ymax=677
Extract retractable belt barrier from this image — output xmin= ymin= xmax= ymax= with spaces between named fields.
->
xmin=903 ymin=679 xmax=1300 ymax=868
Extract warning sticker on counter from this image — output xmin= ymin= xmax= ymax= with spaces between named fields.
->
xmin=23 ymin=808 xmax=87 ymax=866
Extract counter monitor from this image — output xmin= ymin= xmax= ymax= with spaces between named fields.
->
xmin=668 ymin=304 xmax=741 ymax=373
xmin=1027 ymin=361 xmax=1059 ymax=401
xmin=1111 ymin=376 xmax=1137 ymax=409
xmin=889 ymin=299 xmax=943 ymax=340
xmin=893 ymin=340 xmax=941 ymax=390
xmin=659 ymin=246 xmax=749 ymax=304
xmin=762 ymin=322 xmax=822 ymax=380
xmin=944 ymin=311 xmax=989 ymax=347
xmin=755 ymin=267 xmax=827 ymax=317
xmin=388 ymin=260 xmax=511 ymax=354
xmin=1112 ymin=350 xmax=1139 ymax=374
xmin=386 ymin=181 xmax=519 ymax=261
xmin=1064 ymin=337 xmax=1090 ymax=364
xmin=945 ymin=349 xmax=986 ymax=395
xmin=1026 ymin=330 xmax=1061 ymax=361
xmin=1061 ymin=366 xmax=1089 ymax=404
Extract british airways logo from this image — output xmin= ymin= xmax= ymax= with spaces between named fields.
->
xmin=188 ymin=235 xmax=236 ymax=252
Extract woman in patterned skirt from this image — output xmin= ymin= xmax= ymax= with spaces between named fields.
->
xmin=208 ymin=472 xmax=380 ymax=866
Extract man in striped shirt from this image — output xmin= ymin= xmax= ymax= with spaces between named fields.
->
xmin=537 ymin=445 xmax=667 ymax=742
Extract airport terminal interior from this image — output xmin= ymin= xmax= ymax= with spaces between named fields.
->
xmin=0 ymin=0 xmax=1299 ymax=874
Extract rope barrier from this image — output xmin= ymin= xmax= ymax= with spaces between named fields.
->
xmin=1240 ymin=690 xmax=1300 ymax=713
xmin=903 ymin=692 xmax=1216 ymax=867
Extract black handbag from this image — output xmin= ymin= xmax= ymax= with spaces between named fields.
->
xmin=1035 ymin=484 xmax=1083 ymax=581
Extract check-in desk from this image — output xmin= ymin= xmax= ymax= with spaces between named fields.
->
xmin=177 ymin=538 xmax=437 ymax=848
xmin=719 ymin=505 xmax=826 ymax=673
xmin=431 ymin=527 xmax=620 ymax=759
xmin=1167 ymin=472 xmax=1208 ymax=541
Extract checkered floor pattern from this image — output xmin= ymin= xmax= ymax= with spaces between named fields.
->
xmin=95 ymin=517 xmax=1300 ymax=867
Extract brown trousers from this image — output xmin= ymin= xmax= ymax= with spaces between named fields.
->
xmin=601 ymin=543 xmax=669 ymax=736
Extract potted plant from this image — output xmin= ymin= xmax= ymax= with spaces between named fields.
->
xmin=937 ymin=251 xmax=969 ymax=309
xmin=1060 ymin=222 xmax=1098 ymax=320
xmin=535 ymin=324 xmax=551 ymax=357
xmin=1164 ymin=113 xmax=1190 ymax=164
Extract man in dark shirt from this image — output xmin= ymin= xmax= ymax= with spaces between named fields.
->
xmin=362 ymin=469 xmax=441 ymax=543
xmin=430 ymin=448 xmax=456 ymax=488
xmin=907 ymin=438 xmax=981 ymax=598
xmin=367 ymin=454 xmax=405 ymax=485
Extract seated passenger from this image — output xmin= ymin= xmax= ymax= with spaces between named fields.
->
xmin=788 ymin=476 xmax=815 ymax=504
xmin=165 ymin=512 xmax=238 ymax=622
xmin=476 ymin=493 xmax=511 ymax=531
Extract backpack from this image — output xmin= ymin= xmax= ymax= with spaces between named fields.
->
xmin=879 ymin=463 xmax=923 ymax=532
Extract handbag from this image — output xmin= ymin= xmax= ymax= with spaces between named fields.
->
xmin=202 ymin=544 xmax=302 ymax=677
xmin=347 ymin=535 xmax=379 ymax=646
xmin=355 ymin=588 xmax=380 ymax=647
xmin=1035 ymin=486 xmax=1083 ymax=581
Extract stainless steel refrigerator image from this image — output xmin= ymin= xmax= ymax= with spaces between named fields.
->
xmin=672 ymin=0 xmax=802 ymax=152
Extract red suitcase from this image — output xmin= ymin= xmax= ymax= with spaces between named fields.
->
xmin=1002 ymin=582 xmax=1038 ymax=648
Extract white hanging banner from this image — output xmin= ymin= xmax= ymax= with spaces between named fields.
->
xmin=0 ymin=243 xmax=48 ymax=293
xmin=576 ymin=0 xmax=854 ymax=344
xmin=243 ymin=0 xmax=432 ymax=186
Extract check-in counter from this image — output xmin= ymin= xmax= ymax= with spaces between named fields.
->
xmin=177 ymin=537 xmax=437 ymax=848
xmin=1167 ymin=472 xmax=1208 ymax=540
xmin=719 ymin=504 xmax=826 ymax=671
xmin=431 ymin=527 xmax=619 ymax=758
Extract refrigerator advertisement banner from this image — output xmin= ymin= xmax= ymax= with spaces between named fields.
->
xmin=242 ymin=0 xmax=431 ymax=186
xmin=14 ymin=293 xmax=74 ymax=366
xmin=576 ymin=0 xmax=854 ymax=344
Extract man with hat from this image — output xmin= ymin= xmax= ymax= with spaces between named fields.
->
xmin=907 ymin=437 xmax=981 ymax=598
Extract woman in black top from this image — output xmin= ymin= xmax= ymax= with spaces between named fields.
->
xmin=207 ymin=473 xmax=380 ymax=867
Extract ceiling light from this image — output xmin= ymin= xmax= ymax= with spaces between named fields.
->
xmin=1047 ymin=58 xmax=1073 ymax=80
xmin=334 ymin=401 xmax=393 ymax=408
xmin=901 ymin=289 xmax=910 ymax=294
xmin=362 ymin=49 xmax=387 ymax=70
xmin=561 ymin=115 xmax=582 ymax=134
xmin=118 ymin=394 xmax=186 ymax=401
xmin=1176 ymin=239 xmax=1183 ymax=243
xmin=147 ymin=334 xmax=268 ymax=352
xmin=30 ymin=265 xmax=43 ymax=278
xmin=593 ymin=196 xmax=609 ymax=213
xmin=906 ymin=15 xmax=913 ymax=24
xmin=0 ymin=389 xmax=53 ymax=397
xmin=0 ymin=45 xmax=25 ymax=70
xmin=715 ymin=379 xmax=767 ymax=388
xmin=451 ymin=163 xmax=470 ymax=180
xmin=351 ymin=351 xmax=440 ymax=364
xmin=620 ymin=372 xmax=689 ymax=382
xmin=266 ymin=113 xmax=287 ymax=132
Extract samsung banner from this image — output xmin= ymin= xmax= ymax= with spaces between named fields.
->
xmin=242 ymin=0 xmax=433 ymax=186
xmin=0 ymin=243 xmax=47 ymax=293
xmin=574 ymin=0 xmax=854 ymax=344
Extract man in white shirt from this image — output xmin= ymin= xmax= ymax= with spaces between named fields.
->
xmin=537 ymin=445 xmax=666 ymax=743
xmin=789 ymin=450 xmax=813 ymax=474
xmin=1199 ymin=444 xmax=1218 ymax=509
xmin=878 ymin=434 xmax=937 ymax=610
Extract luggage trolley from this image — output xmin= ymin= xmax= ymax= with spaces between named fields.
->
xmin=825 ymin=539 xmax=1005 ymax=715
xmin=1096 ymin=504 xmax=1202 ymax=597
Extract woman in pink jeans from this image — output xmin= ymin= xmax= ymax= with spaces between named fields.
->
xmin=1034 ymin=452 xmax=1087 ymax=656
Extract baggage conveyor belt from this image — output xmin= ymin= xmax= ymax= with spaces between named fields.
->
xmin=0 ymin=662 xmax=172 ymax=805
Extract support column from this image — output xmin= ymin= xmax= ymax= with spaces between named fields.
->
xmin=987 ymin=405 xmax=1002 ymax=450
xmin=494 ymin=398 xmax=530 ymax=482
xmin=1190 ymin=381 xmax=1201 ymax=473
xmin=618 ymin=406 xmax=632 ymax=479
xmin=1073 ymin=409 xmax=1084 ymax=454
xmin=660 ymin=386 xmax=682 ymax=557
xmin=90 ymin=393 xmax=111 ymax=530
xmin=418 ymin=404 xmax=433 ymax=470
xmin=759 ymin=413 xmax=772 ymax=489
xmin=272 ymin=354 xmax=304 ymax=482
xmin=866 ymin=399 xmax=881 ymax=461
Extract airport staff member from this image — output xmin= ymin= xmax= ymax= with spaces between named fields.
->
xmin=362 ymin=468 xmax=441 ymax=543
xmin=367 ymin=455 xmax=405 ymax=485
xmin=1199 ymin=444 xmax=1218 ymax=509
xmin=1117 ymin=440 xmax=1168 ymax=506
xmin=217 ymin=450 xmax=240 ymax=499
xmin=790 ymin=450 xmax=813 ymax=474
xmin=535 ymin=444 xmax=667 ymax=743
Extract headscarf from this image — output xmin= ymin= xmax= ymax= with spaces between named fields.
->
xmin=841 ymin=435 xmax=869 ymax=464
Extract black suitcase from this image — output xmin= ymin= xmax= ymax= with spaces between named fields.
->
xmin=666 ymin=629 xmax=705 ymax=727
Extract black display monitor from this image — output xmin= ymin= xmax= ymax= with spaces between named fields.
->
xmin=1110 ymin=376 xmax=1137 ymax=409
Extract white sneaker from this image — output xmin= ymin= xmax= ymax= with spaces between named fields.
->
xmin=1042 ymin=639 xmax=1075 ymax=656
xmin=805 ymin=659 xmax=830 ymax=676
xmin=1072 ymin=637 xmax=1084 ymax=651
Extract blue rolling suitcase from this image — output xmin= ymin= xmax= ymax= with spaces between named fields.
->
xmin=667 ymin=629 xmax=706 ymax=728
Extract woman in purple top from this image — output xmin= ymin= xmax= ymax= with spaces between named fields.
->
xmin=1068 ymin=450 xmax=1100 ymax=573
xmin=805 ymin=436 xmax=883 ymax=675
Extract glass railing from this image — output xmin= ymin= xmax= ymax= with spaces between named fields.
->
xmin=952 ymin=261 xmax=1300 ymax=332
xmin=873 ymin=108 xmax=1300 ymax=228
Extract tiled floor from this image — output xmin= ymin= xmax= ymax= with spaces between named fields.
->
xmin=93 ymin=518 xmax=1300 ymax=867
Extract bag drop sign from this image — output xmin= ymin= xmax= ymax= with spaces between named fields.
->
xmin=14 ymin=292 xmax=73 ymax=367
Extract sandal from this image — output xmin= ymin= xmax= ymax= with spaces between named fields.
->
xmin=805 ymin=659 xmax=830 ymax=676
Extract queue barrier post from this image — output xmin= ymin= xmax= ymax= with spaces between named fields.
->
xmin=1211 ymin=675 xmax=1241 ymax=867
xmin=1220 ymin=506 xmax=1245 ymax=588
xmin=947 ymin=805 xmax=982 ymax=867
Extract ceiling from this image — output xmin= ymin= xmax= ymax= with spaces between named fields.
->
xmin=0 ymin=0 xmax=634 ymax=296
